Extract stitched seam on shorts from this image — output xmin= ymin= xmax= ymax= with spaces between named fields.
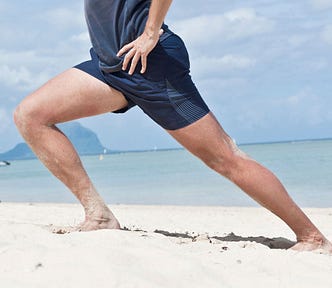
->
xmin=166 ymin=79 xmax=207 ymax=124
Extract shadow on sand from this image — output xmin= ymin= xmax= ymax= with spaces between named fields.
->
xmin=153 ymin=230 xmax=295 ymax=250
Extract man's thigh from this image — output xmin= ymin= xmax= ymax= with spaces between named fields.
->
xmin=19 ymin=68 xmax=128 ymax=124
xmin=167 ymin=112 xmax=239 ymax=161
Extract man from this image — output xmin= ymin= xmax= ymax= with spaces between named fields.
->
xmin=14 ymin=0 xmax=332 ymax=253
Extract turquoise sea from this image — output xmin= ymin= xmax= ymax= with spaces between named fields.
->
xmin=0 ymin=140 xmax=331 ymax=207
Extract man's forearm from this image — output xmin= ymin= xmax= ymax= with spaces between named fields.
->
xmin=145 ymin=0 xmax=173 ymax=36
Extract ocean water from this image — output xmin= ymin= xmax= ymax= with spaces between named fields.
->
xmin=0 ymin=140 xmax=331 ymax=207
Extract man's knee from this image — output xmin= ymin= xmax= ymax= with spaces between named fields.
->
xmin=202 ymin=145 xmax=248 ymax=180
xmin=14 ymin=104 xmax=29 ymax=135
xmin=203 ymin=152 xmax=234 ymax=178
xmin=14 ymin=98 xmax=43 ymax=134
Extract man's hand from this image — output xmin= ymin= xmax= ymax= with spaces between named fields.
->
xmin=117 ymin=28 xmax=163 ymax=75
xmin=117 ymin=0 xmax=172 ymax=75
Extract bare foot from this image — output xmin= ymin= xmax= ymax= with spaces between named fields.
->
xmin=290 ymin=236 xmax=332 ymax=255
xmin=76 ymin=215 xmax=121 ymax=232
xmin=52 ymin=206 xmax=121 ymax=234
xmin=52 ymin=217 xmax=120 ymax=234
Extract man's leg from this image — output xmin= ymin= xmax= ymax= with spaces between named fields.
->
xmin=14 ymin=68 xmax=128 ymax=231
xmin=168 ymin=112 xmax=332 ymax=253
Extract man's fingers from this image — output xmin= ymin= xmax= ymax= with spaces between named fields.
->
xmin=128 ymin=52 xmax=141 ymax=75
xmin=140 ymin=54 xmax=147 ymax=74
xmin=117 ymin=42 xmax=133 ymax=57
xmin=118 ymin=30 xmax=160 ymax=74
xmin=122 ymin=48 xmax=136 ymax=70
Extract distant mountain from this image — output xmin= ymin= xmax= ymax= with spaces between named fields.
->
xmin=0 ymin=143 xmax=34 ymax=161
xmin=0 ymin=122 xmax=109 ymax=161
xmin=58 ymin=122 xmax=108 ymax=155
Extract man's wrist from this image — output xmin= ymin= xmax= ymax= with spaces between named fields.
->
xmin=144 ymin=23 xmax=160 ymax=39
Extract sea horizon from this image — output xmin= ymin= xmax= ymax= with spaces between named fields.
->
xmin=2 ymin=136 xmax=332 ymax=160
xmin=1 ymin=139 xmax=331 ymax=208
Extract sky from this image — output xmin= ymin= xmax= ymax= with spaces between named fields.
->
xmin=0 ymin=0 xmax=332 ymax=152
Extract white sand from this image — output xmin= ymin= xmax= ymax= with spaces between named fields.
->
xmin=0 ymin=203 xmax=331 ymax=288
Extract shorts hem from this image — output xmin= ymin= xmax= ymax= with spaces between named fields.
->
xmin=162 ymin=109 xmax=210 ymax=131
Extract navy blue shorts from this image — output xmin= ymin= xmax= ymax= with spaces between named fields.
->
xmin=74 ymin=34 xmax=210 ymax=130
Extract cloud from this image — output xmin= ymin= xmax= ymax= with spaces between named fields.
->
xmin=321 ymin=24 xmax=332 ymax=44
xmin=70 ymin=32 xmax=90 ymax=42
xmin=171 ymin=8 xmax=274 ymax=47
xmin=0 ymin=64 xmax=51 ymax=92
xmin=0 ymin=49 xmax=55 ymax=92
xmin=0 ymin=2 xmax=7 ymax=12
xmin=0 ymin=27 xmax=90 ymax=93
xmin=309 ymin=0 xmax=332 ymax=10
xmin=283 ymin=88 xmax=332 ymax=125
xmin=0 ymin=50 xmax=45 ymax=67
xmin=287 ymin=34 xmax=313 ymax=48
xmin=226 ymin=88 xmax=332 ymax=136
xmin=42 ymin=7 xmax=86 ymax=31
xmin=0 ymin=108 xmax=11 ymax=134
xmin=191 ymin=55 xmax=256 ymax=79
xmin=0 ymin=3 xmax=86 ymax=52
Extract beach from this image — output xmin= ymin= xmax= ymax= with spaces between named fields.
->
xmin=0 ymin=203 xmax=331 ymax=288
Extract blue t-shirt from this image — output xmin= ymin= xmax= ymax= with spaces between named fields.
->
xmin=84 ymin=0 xmax=170 ymax=73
